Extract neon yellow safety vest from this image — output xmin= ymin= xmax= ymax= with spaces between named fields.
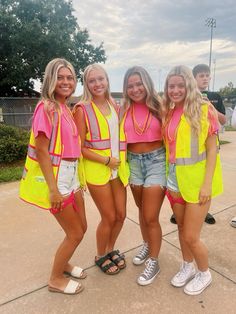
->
xmin=19 ymin=103 xmax=85 ymax=209
xmin=166 ymin=104 xmax=223 ymax=203
xmin=80 ymin=101 xmax=129 ymax=186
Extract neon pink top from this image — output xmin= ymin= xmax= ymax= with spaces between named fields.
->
xmin=33 ymin=102 xmax=80 ymax=158
xmin=124 ymin=102 xmax=162 ymax=143
xmin=166 ymin=105 xmax=219 ymax=163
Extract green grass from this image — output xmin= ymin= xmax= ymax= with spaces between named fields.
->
xmin=225 ymin=125 xmax=236 ymax=131
xmin=0 ymin=161 xmax=24 ymax=183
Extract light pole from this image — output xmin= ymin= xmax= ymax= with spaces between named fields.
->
xmin=212 ymin=59 xmax=216 ymax=91
xmin=205 ymin=18 xmax=216 ymax=74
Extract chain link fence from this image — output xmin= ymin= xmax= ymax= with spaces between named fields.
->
xmin=0 ymin=97 xmax=39 ymax=129
xmin=0 ymin=95 xmax=234 ymax=130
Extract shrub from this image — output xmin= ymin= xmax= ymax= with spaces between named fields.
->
xmin=0 ymin=124 xmax=29 ymax=163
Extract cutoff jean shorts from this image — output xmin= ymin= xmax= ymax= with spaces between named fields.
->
xmin=166 ymin=163 xmax=180 ymax=193
xmin=127 ymin=147 xmax=166 ymax=188
xmin=57 ymin=159 xmax=80 ymax=196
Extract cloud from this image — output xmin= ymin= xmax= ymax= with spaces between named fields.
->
xmin=72 ymin=0 xmax=236 ymax=91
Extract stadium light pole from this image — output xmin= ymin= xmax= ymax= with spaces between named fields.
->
xmin=205 ymin=18 xmax=216 ymax=74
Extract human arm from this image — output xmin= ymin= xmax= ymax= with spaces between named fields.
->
xmin=35 ymin=132 xmax=63 ymax=210
xmin=231 ymin=106 xmax=236 ymax=128
xmin=199 ymin=134 xmax=217 ymax=205
xmin=73 ymin=106 xmax=120 ymax=169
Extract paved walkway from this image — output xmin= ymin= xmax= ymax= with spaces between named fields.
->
xmin=0 ymin=132 xmax=236 ymax=314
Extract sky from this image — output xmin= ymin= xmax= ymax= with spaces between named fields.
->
xmin=72 ymin=0 xmax=236 ymax=94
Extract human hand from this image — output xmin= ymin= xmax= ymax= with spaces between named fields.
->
xmin=107 ymin=157 xmax=121 ymax=170
xmin=199 ymin=184 xmax=212 ymax=205
xmin=50 ymin=189 xmax=64 ymax=211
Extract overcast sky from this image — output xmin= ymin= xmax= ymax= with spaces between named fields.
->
xmin=72 ymin=0 xmax=236 ymax=94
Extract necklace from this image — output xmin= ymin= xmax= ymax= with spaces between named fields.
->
xmin=131 ymin=104 xmax=152 ymax=135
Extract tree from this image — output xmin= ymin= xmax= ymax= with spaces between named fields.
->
xmin=219 ymin=82 xmax=236 ymax=97
xmin=0 ymin=0 xmax=106 ymax=96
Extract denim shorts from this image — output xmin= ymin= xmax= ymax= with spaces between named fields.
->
xmin=57 ymin=159 xmax=80 ymax=195
xmin=127 ymin=147 xmax=166 ymax=188
xmin=167 ymin=163 xmax=180 ymax=192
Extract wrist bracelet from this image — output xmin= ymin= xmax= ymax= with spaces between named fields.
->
xmin=105 ymin=157 xmax=110 ymax=165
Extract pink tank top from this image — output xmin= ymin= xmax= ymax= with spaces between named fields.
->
xmin=33 ymin=102 xmax=81 ymax=158
xmin=124 ymin=102 xmax=162 ymax=143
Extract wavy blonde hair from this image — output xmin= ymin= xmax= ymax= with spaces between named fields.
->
xmin=80 ymin=63 xmax=112 ymax=103
xmin=40 ymin=58 xmax=77 ymax=118
xmin=163 ymin=65 xmax=204 ymax=135
xmin=122 ymin=66 xmax=162 ymax=119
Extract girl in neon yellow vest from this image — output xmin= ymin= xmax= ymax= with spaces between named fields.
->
xmin=20 ymin=58 xmax=87 ymax=295
xmin=73 ymin=64 xmax=129 ymax=275
xmin=163 ymin=65 xmax=223 ymax=296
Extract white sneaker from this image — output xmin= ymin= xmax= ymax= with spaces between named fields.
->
xmin=137 ymin=258 xmax=160 ymax=286
xmin=184 ymin=270 xmax=212 ymax=295
xmin=133 ymin=242 xmax=149 ymax=265
xmin=230 ymin=217 xmax=236 ymax=228
xmin=171 ymin=262 xmax=196 ymax=287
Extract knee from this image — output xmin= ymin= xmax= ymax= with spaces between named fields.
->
xmin=67 ymin=229 xmax=84 ymax=246
xmin=116 ymin=211 xmax=126 ymax=224
xmin=183 ymin=232 xmax=199 ymax=248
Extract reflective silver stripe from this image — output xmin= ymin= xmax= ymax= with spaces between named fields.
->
xmin=83 ymin=103 xmax=100 ymax=140
xmin=27 ymin=145 xmax=60 ymax=166
xmin=22 ymin=167 xmax=27 ymax=179
xmin=175 ymin=131 xmax=206 ymax=165
xmin=85 ymin=139 xmax=110 ymax=150
xmin=49 ymin=112 xmax=59 ymax=152
xmin=120 ymin=141 xmax=126 ymax=151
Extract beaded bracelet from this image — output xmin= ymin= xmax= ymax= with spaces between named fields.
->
xmin=105 ymin=157 xmax=111 ymax=165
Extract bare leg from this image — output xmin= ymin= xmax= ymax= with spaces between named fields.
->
xmin=108 ymin=177 xmax=127 ymax=251
xmin=142 ymin=185 xmax=165 ymax=258
xmin=130 ymin=184 xmax=148 ymax=242
xmin=88 ymin=182 xmax=118 ymax=273
xmin=48 ymin=200 xmax=85 ymax=290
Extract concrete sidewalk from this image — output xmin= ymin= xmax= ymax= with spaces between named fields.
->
xmin=0 ymin=132 xmax=236 ymax=314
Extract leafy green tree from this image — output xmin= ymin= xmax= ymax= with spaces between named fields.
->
xmin=0 ymin=0 xmax=106 ymax=96
xmin=219 ymin=82 xmax=236 ymax=97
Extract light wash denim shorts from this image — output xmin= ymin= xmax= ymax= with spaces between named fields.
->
xmin=57 ymin=159 xmax=80 ymax=195
xmin=166 ymin=163 xmax=180 ymax=192
xmin=127 ymin=147 xmax=166 ymax=188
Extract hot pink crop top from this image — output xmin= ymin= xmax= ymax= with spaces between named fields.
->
xmin=165 ymin=105 xmax=219 ymax=163
xmin=124 ymin=102 xmax=162 ymax=143
xmin=33 ymin=102 xmax=81 ymax=158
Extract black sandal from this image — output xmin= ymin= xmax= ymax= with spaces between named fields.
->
xmin=95 ymin=255 xmax=120 ymax=275
xmin=108 ymin=250 xmax=126 ymax=270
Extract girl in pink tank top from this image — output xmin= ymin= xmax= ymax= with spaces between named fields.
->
xmin=122 ymin=66 xmax=166 ymax=286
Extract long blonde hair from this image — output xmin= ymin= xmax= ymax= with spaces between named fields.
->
xmin=123 ymin=66 xmax=162 ymax=119
xmin=163 ymin=65 xmax=203 ymax=135
xmin=40 ymin=58 xmax=77 ymax=115
xmin=80 ymin=63 xmax=112 ymax=103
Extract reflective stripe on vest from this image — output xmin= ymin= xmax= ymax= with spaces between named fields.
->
xmin=175 ymin=130 xmax=206 ymax=165
xmin=83 ymin=103 xmax=113 ymax=150
xmin=27 ymin=111 xmax=60 ymax=166
xmin=175 ymin=129 xmax=219 ymax=165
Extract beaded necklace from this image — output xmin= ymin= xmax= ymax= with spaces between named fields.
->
xmin=131 ymin=104 xmax=152 ymax=135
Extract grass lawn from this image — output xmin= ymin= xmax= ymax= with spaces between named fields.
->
xmin=0 ymin=160 xmax=24 ymax=183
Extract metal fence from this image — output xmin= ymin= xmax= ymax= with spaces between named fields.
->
xmin=0 ymin=96 xmax=235 ymax=130
xmin=0 ymin=97 xmax=39 ymax=129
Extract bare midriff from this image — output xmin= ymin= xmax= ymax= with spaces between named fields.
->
xmin=62 ymin=158 xmax=78 ymax=161
xmin=127 ymin=140 xmax=163 ymax=153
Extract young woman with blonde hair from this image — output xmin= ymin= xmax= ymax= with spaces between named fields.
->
xmin=122 ymin=66 xmax=166 ymax=286
xmin=74 ymin=63 xmax=129 ymax=275
xmin=20 ymin=58 xmax=87 ymax=295
xmin=163 ymin=65 xmax=223 ymax=295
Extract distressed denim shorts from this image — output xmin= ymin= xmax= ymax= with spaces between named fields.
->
xmin=127 ymin=147 xmax=166 ymax=188
xmin=57 ymin=159 xmax=80 ymax=196
xmin=167 ymin=163 xmax=180 ymax=192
